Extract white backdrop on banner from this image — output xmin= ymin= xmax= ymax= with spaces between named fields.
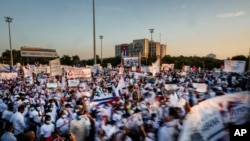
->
xmin=178 ymin=91 xmax=250 ymax=141
xmin=224 ymin=60 xmax=246 ymax=73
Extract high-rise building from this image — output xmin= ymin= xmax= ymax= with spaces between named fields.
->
xmin=115 ymin=38 xmax=166 ymax=58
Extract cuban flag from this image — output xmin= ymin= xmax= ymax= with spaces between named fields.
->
xmin=121 ymin=45 xmax=128 ymax=56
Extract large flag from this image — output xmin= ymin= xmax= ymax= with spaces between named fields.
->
xmin=121 ymin=45 xmax=128 ymax=56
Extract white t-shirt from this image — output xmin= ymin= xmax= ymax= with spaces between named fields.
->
xmin=40 ymin=123 xmax=55 ymax=138
xmin=1 ymin=110 xmax=13 ymax=121
xmin=56 ymin=118 xmax=70 ymax=135
xmin=30 ymin=110 xmax=42 ymax=123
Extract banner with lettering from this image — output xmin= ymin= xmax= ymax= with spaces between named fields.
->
xmin=47 ymin=83 xmax=58 ymax=88
xmin=178 ymin=91 xmax=250 ymax=141
xmin=66 ymin=68 xmax=84 ymax=79
xmin=224 ymin=60 xmax=246 ymax=73
xmin=68 ymin=79 xmax=80 ymax=87
xmin=49 ymin=58 xmax=62 ymax=76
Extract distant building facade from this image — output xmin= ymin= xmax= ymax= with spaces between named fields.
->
xmin=115 ymin=38 xmax=167 ymax=58
xmin=20 ymin=46 xmax=58 ymax=64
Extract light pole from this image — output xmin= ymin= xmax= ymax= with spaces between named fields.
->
xmin=93 ymin=0 xmax=96 ymax=65
xmin=5 ymin=16 xmax=13 ymax=71
xmin=149 ymin=28 xmax=154 ymax=58
xmin=99 ymin=35 xmax=103 ymax=63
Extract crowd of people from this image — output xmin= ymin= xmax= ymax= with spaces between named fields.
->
xmin=0 ymin=65 xmax=249 ymax=141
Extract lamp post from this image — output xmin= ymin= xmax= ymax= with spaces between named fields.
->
xmin=5 ymin=16 xmax=13 ymax=71
xmin=93 ymin=0 xmax=96 ymax=65
xmin=149 ymin=28 xmax=154 ymax=58
xmin=99 ymin=35 xmax=103 ymax=63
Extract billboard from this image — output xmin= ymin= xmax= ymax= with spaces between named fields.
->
xmin=123 ymin=57 xmax=139 ymax=67
xmin=21 ymin=51 xmax=58 ymax=58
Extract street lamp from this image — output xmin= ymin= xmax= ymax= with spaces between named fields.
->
xmin=99 ymin=35 xmax=103 ymax=63
xmin=93 ymin=0 xmax=96 ymax=65
xmin=149 ymin=28 xmax=154 ymax=58
xmin=5 ymin=16 xmax=13 ymax=71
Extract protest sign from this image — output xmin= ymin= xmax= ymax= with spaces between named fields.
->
xmin=46 ymin=83 xmax=58 ymax=88
xmin=178 ymin=91 xmax=250 ymax=141
xmin=68 ymin=79 xmax=80 ymax=87
xmin=224 ymin=60 xmax=246 ymax=73
xmin=49 ymin=58 xmax=62 ymax=76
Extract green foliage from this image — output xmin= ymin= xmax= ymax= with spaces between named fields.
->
xmin=231 ymin=55 xmax=247 ymax=61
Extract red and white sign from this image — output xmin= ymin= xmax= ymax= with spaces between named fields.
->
xmin=66 ymin=68 xmax=91 ymax=78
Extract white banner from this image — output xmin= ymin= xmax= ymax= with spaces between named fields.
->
xmin=161 ymin=63 xmax=174 ymax=71
xmin=47 ymin=83 xmax=58 ymax=88
xmin=49 ymin=58 xmax=62 ymax=76
xmin=68 ymin=79 xmax=80 ymax=87
xmin=131 ymin=66 xmax=136 ymax=71
xmin=192 ymin=83 xmax=208 ymax=93
xmin=179 ymin=91 xmax=250 ymax=141
xmin=107 ymin=63 xmax=112 ymax=69
xmin=0 ymin=72 xmax=18 ymax=79
xmin=224 ymin=60 xmax=246 ymax=73
xmin=183 ymin=65 xmax=190 ymax=72
xmin=123 ymin=57 xmax=139 ymax=67
xmin=165 ymin=84 xmax=178 ymax=91
xmin=82 ymin=68 xmax=92 ymax=78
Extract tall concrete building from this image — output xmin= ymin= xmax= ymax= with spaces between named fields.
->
xmin=115 ymin=38 xmax=166 ymax=58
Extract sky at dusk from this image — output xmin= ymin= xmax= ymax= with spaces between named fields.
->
xmin=0 ymin=0 xmax=250 ymax=60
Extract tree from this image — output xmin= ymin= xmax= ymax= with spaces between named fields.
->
xmin=60 ymin=55 xmax=72 ymax=65
xmin=1 ymin=49 xmax=21 ymax=65
xmin=231 ymin=55 xmax=247 ymax=61
xmin=72 ymin=55 xmax=80 ymax=65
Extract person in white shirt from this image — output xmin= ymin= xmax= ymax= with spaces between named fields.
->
xmin=0 ymin=99 xmax=7 ymax=115
xmin=70 ymin=109 xmax=88 ymax=141
xmin=10 ymin=105 xmax=26 ymax=141
xmin=1 ymin=122 xmax=17 ymax=141
xmin=1 ymin=103 xmax=14 ymax=122
xmin=157 ymin=107 xmax=181 ymax=141
xmin=56 ymin=111 xmax=70 ymax=137
xmin=40 ymin=115 xmax=55 ymax=141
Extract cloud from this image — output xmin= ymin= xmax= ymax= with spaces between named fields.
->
xmin=101 ymin=6 xmax=123 ymax=11
xmin=216 ymin=11 xmax=245 ymax=18
xmin=181 ymin=5 xmax=186 ymax=8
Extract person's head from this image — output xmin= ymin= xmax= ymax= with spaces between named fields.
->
xmin=18 ymin=105 xmax=25 ymax=113
xmin=4 ymin=122 xmax=14 ymax=132
xmin=45 ymin=115 xmax=51 ymax=124
xmin=59 ymin=111 xmax=67 ymax=119
xmin=8 ymin=103 xmax=13 ymax=111
xmin=23 ymin=131 xmax=36 ymax=141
